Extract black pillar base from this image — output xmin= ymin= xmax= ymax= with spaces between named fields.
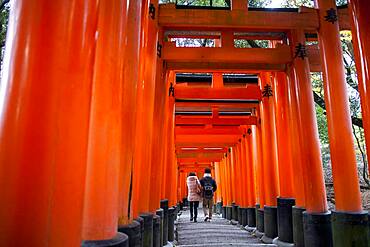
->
xmin=261 ymin=206 xmax=278 ymax=244
xmin=168 ymin=207 xmax=176 ymax=242
xmin=153 ymin=215 xmax=161 ymax=247
xmin=332 ymin=210 xmax=369 ymax=247
xmin=222 ymin=206 xmax=226 ymax=218
xmin=181 ymin=198 xmax=185 ymax=209
xmin=226 ymin=206 xmax=232 ymax=220
xmin=156 ymin=209 xmax=164 ymax=247
xmin=118 ymin=221 xmax=141 ymax=247
xmin=135 ymin=217 xmax=144 ymax=247
xmin=292 ymin=207 xmax=305 ymax=247
xmin=255 ymin=208 xmax=264 ymax=238
xmin=238 ymin=207 xmax=242 ymax=225
xmin=160 ymin=199 xmax=169 ymax=245
xmin=82 ymin=233 xmax=129 ymax=247
xmin=247 ymin=207 xmax=256 ymax=229
xmin=303 ymin=211 xmax=332 ymax=247
xmin=182 ymin=197 xmax=188 ymax=207
xmin=240 ymin=207 xmax=248 ymax=227
xmin=174 ymin=205 xmax=179 ymax=221
xmin=217 ymin=202 xmax=222 ymax=215
xmin=276 ymin=198 xmax=295 ymax=244
xmin=139 ymin=213 xmax=154 ymax=247
xmin=232 ymin=204 xmax=239 ymax=221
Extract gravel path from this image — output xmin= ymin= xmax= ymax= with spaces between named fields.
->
xmin=175 ymin=209 xmax=276 ymax=247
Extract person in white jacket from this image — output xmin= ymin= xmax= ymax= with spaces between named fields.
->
xmin=187 ymin=172 xmax=202 ymax=222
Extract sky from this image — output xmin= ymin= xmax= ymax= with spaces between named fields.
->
xmin=267 ymin=0 xmax=285 ymax=7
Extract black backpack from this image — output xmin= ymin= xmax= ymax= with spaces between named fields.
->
xmin=203 ymin=180 xmax=214 ymax=199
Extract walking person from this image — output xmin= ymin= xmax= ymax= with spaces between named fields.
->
xmin=200 ymin=168 xmax=217 ymax=222
xmin=186 ymin=172 xmax=202 ymax=222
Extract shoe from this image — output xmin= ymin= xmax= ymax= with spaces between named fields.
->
xmin=204 ymin=216 xmax=209 ymax=222
xmin=194 ymin=218 xmax=197 ymax=222
xmin=190 ymin=217 xmax=193 ymax=222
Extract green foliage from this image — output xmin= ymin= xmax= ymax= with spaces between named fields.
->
xmin=282 ymin=0 xmax=347 ymax=7
xmin=159 ymin=0 xmax=230 ymax=6
xmin=0 ymin=1 xmax=9 ymax=63
xmin=159 ymin=0 xmax=273 ymax=7
xmin=234 ymin=39 xmax=269 ymax=48
xmin=248 ymin=0 xmax=271 ymax=7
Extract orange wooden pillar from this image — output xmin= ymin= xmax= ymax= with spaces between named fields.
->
xmin=232 ymin=145 xmax=242 ymax=221
xmin=273 ymin=72 xmax=294 ymax=199
xmin=232 ymin=146 xmax=242 ymax=206
xmin=183 ymin=171 xmax=188 ymax=201
xmin=222 ymin=158 xmax=229 ymax=205
xmin=231 ymin=0 xmax=247 ymax=10
xmin=259 ymin=72 xmax=280 ymax=242
xmin=285 ymin=65 xmax=307 ymax=246
xmin=260 ymin=73 xmax=280 ymax=205
xmin=286 ymin=67 xmax=306 ymax=209
xmin=214 ymin=162 xmax=222 ymax=203
xmin=161 ymin=71 xmax=170 ymax=201
xmin=196 ymin=169 xmax=203 ymax=181
xmin=227 ymin=150 xmax=235 ymax=204
xmin=118 ymin=0 xmax=142 ymax=226
xmin=177 ymin=171 xmax=182 ymax=202
xmin=222 ymin=158 xmax=227 ymax=205
xmin=252 ymin=110 xmax=265 ymax=209
xmin=349 ymin=0 xmax=370 ymax=176
xmin=315 ymin=0 xmax=362 ymax=213
xmin=290 ymin=28 xmax=330 ymax=245
xmin=224 ymin=152 xmax=233 ymax=220
xmin=223 ymin=156 xmax=229 ymax=205
xmin=240 ymin=132 xmax=249 ymax=208
xmin=253 ymin=107 xmax=266 ymax=235
xmin=164 ymin=72 xmax=177 ymax=207
xmin=219 ymin=158 xmax=227 ymax=205
xmin=182 ymin=171 xmax=187 ymax=201
xmin=149 ymin=28 xmax=165 ymax=213
xmin=290 ymin=30 xmax=328 ymax=213
xmin=238 ymin=138 xmax=248 ymax=208
xmin=314 ymin=0 xmax=367 ymax=245
xmin=245 ymin=127 xmax=256 ymax=208
xmin=225 ymin=152 xmax=233 ymax=206
xmin=161 ymin=71 xmax=173 ymax=202
xmin=272 ymin=72 xmax=297 ymax=244
xmin=243 ymin=127 xmax=257 ymax=228
xmin=131 ymin=0 xmax=158 ymax=219
xmin=0 ymin=0 xmax=98 ymax=246
xmin=82 ymin=0 xmax=129 ymax=245
xmin=219 ymin=159 xmax=223 ymax=204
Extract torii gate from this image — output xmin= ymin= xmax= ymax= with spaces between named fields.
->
xmin=0 ymin=0 xmax=369 ymax=247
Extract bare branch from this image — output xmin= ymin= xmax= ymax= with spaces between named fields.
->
xmin=313 ymin=91 xmax=363 ymax=128
xmin=246 ymin=40 xmax=261 ymax=48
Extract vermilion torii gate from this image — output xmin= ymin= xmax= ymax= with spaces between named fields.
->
xmin=0 ymin=0 xmax=369 ymax=247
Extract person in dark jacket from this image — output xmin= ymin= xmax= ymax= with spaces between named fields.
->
xmin=199 ymin=168 xmax=217 ymax=222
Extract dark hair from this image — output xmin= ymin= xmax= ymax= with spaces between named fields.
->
xmin=204 ymin=168 xmax=211 ymax=174
xmin=188 ymin=172 xmax=196 ymax=177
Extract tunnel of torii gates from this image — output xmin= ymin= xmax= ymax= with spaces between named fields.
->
xmin=1 ymin=0 xmax=370 ymax=247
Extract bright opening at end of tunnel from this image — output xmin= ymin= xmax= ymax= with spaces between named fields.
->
xmin=267 ymin=0 xmax=284 ymax=8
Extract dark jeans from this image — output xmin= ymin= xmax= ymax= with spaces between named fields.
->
xmin=189 ymin=201 xmax=199 ymax=219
